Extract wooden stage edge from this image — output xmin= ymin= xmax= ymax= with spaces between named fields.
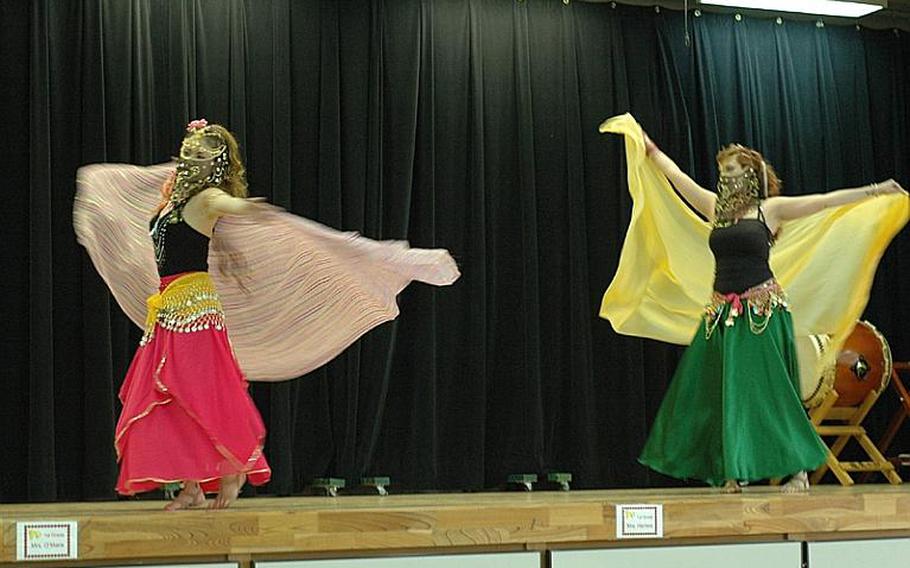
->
xmin=2 ymin=485 xmax=910 ymax=567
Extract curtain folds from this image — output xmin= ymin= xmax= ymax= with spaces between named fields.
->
xmin=3 ymin=0 xmax=908 ymax=501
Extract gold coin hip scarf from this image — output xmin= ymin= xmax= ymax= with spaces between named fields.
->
xmin=704 ymin=278 xmax=788 ymax=339
xmin=141 ymin=272 xmax=225 ymax=346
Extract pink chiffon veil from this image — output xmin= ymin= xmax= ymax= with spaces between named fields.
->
xmin=74 ymin=162 xmax=460 ymax=382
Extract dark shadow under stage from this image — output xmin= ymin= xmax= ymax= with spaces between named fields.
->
xmin=2 ymin=485 xmax=910 ymax=567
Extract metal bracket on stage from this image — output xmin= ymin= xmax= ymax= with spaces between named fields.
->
xmin=508 ymin=473 xmax=538 ymax=491
xmin=361 ymin=476 xmax=391 ymax=496
xmin=547 ymin=472 xmax=573 ymax=491
xmin=312 ymin=477 xmax=346 ymax=497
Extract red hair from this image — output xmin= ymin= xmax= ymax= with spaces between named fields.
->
xmin=716 ymin=144 xmax=782 ymax=197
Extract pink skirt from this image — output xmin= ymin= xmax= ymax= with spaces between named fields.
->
xmin=115 ymin=273 xmax=271 ymax=495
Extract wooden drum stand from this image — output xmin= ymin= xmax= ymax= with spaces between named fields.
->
xmin=801 ymin=322 xmax=902 ymax=486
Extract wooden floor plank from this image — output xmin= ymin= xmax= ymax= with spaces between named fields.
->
xmin=2 ymin=486 xmax=909 ymax=566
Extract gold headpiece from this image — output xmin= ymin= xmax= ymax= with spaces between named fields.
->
xmin=180 ymin=119 xmax=227 ymax=161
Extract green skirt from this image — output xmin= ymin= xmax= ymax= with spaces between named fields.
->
xmin=639 ymin=302 xmax=828 ymax=486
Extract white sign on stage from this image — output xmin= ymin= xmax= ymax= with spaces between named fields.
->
xmin=16 ymin=521 xmax=78 ymax=561
xmin=615 ymin=504 xmax=663 ymax=539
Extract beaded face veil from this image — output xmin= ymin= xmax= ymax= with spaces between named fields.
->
xmin=171 ymin=119 xmax=230 ymax=206
xmin=713 ymin=149 xmax=769 ymax=228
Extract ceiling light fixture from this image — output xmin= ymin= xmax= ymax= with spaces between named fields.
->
xmin=698 ymin=0 xmax=885 ymax=18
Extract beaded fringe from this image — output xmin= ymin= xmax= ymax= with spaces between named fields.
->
xmin=704 ymin=278 xmax=788 ymax=339
xmin=141 ymin=272 xmax=225 ymax=346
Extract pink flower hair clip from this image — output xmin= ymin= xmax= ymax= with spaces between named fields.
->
xmin=186 ymin=118 xmax=208 ymax=132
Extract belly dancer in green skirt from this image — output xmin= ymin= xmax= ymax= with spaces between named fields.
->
xmin=633 ymin=133 xmax=906 ymax=493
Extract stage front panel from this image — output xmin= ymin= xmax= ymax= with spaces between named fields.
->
xmin=256 ymin=552 xmax=541 ymax=568
xmin=552 ymin=542 xmax=801 ymax=568
xmin=807 ymin=538 xmax=910 ymax=567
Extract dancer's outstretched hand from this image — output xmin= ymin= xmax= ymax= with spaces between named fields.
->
xmin=875 ymin=179 xmax=907 ymax=196
xmin=641 ymin=131 xmax=658 ymax=156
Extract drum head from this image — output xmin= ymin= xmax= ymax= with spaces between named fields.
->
xmin=796 ymin=334 xmax=834 ymax=408
xmin=832 ymin=320 xmax=893 ymax=407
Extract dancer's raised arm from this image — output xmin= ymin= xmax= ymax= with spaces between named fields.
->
xmin=643 ymin=132 xmax=717 ymax=220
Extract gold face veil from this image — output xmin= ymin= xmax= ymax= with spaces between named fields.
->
xmin=714 ymin=165 xmax=762 ymax=227
xmin=713 ymin=144 xmax=771 ymax=228
xmin=172 ymin=119 xmax=230 ymax=205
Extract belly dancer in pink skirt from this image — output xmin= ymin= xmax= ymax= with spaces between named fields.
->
xmin=74 ymin=119 xmax=460 ymax=510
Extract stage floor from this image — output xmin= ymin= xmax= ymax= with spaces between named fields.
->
xmin=2 ymin=485 xmax=909 ymax=567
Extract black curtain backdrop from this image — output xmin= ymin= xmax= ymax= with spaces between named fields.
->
xmin=2 ymin=0 xmax=908 ymax=502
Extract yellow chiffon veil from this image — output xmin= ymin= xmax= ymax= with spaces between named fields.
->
xmin=599 ymin=113 xmax=908 ymax=368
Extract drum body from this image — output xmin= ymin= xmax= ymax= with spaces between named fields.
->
xmin=797 ymin=321 xmax=892 ymax=408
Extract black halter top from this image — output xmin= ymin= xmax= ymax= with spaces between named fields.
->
xmin=149 ymin=205 xmax=210 ymax=277
xmin=708 ymin=218 xmax=775 ymax=294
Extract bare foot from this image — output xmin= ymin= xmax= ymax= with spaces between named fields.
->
xmin=721 ymin=480 xmax=742 ymax=494
xmin=164 ymin=481 xmax=205 ymax=511
xmin=209 ymin=474 xmax=246 ymax=509
xmin=781 ymin=471 xmax=809 ymax=494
